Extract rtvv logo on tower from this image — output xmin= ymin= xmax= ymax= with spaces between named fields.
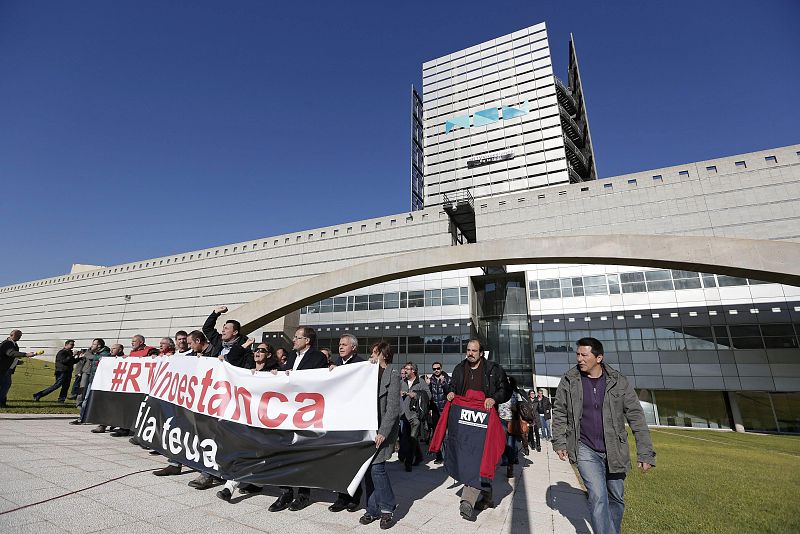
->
xmin=444 ymin=101 xmax=529 ymax=134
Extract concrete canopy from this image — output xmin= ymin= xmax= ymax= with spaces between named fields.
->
xmin=229 ymin=235 xmax=800 ymax=334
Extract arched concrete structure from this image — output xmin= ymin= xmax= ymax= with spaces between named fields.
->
xmin=230 ymin=235 xmax=800 ymax=334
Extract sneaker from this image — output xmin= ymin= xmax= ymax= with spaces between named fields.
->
xmin=380 ymin=512 xmax=396 ymax=529
xmin=153 ymin=465 xmax=181 ymax=476
xmin=216 ymin=488 xmax=232 ymax=502
xmin=359 ymin=513 xmax=379 ymax=525
xmin=459 ymin=500 xmax=474 ymax=521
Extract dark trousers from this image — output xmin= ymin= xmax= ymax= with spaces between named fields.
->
xmin=36 ymin=370 xmax=72 ymax=401
xmin=529 ymin=424 xmax=541 ymax=450
xmin=0 ymin=369 xmax=13 ymax=405
xmin=430 ymin=407 xmax=443 ymax=461
xmin=279 ymin=486 xmax=310 ymax=497
xmin=399 ymin=416 xmax=422 ymax=468
xmin=70 ymin=374 xmax=82 ymax=398
xmin=336 ymin=483 xmax=363 ymax=505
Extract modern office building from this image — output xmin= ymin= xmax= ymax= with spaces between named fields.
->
xmin=1 ymin=23 xmax=798 ymax=433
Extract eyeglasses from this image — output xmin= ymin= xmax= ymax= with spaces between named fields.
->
xmin=293 ymin=335 xmax=308 ymax=340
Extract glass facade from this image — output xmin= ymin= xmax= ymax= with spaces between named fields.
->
xmin=300 ymin=286 xmax=469 ymax=314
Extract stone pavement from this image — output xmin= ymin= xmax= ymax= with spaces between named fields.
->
xmin=0 ymin=415 xmax=592 ymax=533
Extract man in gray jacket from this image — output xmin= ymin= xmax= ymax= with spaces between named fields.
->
xmin=552 ymin=337 xmax=656 ymax=534
xmin=399 ymin=362 xmax=429 ymax=472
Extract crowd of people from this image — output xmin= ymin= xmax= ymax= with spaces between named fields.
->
xmin=1 ymin=309 xmax=655 ymax=533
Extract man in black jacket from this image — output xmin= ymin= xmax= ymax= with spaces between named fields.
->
xmin=269 ymin=326 xmax=328 ymax=513
xmin=203 ymin=306 xmax=253 ymax=368
xmin=34 ymin=340 xmax=77 ymax=402
xmin=0 ymin=330 xmax=37 ymax=407
xmin=446 ymin=339 xmax=511 ymax=520
xmin=328 ymin=333 xmax=366 ymax=512
xmin=535 ymin=389 xmax=552 ymax=440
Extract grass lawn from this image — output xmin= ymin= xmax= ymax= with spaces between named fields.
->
xmin=620 ymin=428 xmax=800 ymax=534
xmin=1 ymin=357 xmax=79 ymax=414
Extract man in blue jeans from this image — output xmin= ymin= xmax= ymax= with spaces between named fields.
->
xmin=535 ymin=388 xmax=552 ymax=440
xmin=552 ymin=337 xmax=656 ymax=534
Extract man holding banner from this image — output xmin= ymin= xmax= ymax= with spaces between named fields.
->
xmin=432 ymin=339 xmax=511 ymax=521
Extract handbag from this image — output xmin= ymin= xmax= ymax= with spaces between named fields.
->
xmin=518 ymin=399 xmax=535 ymax=423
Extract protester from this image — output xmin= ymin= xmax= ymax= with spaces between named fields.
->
xmin=216 ymin=342 xmax=280 ymax=502
xmin=129 ymin=335 xmax=155 ymax=357
xmin=358 ymin=340 xmax=400 ymax=530
xmin=527 ymin=389 xmax=541 ymax=453
xmin=203 ymin=306 xmax=253 ymax=368
xmin=536 ymin=388 xmax=552 ymax=441
xmin=552 ymin=337 xmax=656 ymax=534
xmin=320 ymin=348 xmax=332 ymax=364
xmin=269 ymin=326 xmax=328 ymax=512
xmin=497 ymin=377 xmax=522 ymax=478
xmin=33 ymin=340 xmax=77 ymax=402
xmin=328 ymin=333 xmax=367 ymax=513
xmin=426 ymin=361 xmax=450 ymax=464
xmin=158 ymin=337 xmax=175 ymax=356
xmin=68 ymin=349 xmax=87 ymax=400
xmin=0 ymin=330 xmax=37 ymax=408
xmin=91 ymin=343 xmax=123 ymax=434
xmin=444 ymin=339 xmax=511 ymax=520
xmin=174 ymin=331 xmax=191 ymax=356
xmin=275 ymin=347 xmax=289 ymax=368
xmin=399 ymin=362 xmax=429 ymax=472
xmin=69 ymin=339 xmax=110 ymax=425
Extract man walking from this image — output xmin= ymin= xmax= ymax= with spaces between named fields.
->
xmin=427 ymin=361 xmax=450 ymax=464
xmin=535 ymin=388 xmax=552 ymax=441
xmin=552 ymin=337 xmax=656 ymax=534
xmin=34 ymin=340 xmax=77 ymax=402
xmin=445 ymin=340 xmax=511 ymax=520
xmin=328 ymin=333 xmax=366 ymax=513
xmin=0 ymin=330 xmax=37 ymax=407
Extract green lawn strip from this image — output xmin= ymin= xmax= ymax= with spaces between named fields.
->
xmin=651 ymin=428 xmax=800 ymax=457
xmin=622 ymin=429 xmax=800 ymax=534
xmin=1 ymin=358 xmax=79 ymax=414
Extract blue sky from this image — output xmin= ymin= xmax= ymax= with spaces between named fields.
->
xmin=1 ymin=0 xmax=798 ymax=287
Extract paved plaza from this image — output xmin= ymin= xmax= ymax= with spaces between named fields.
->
xmin=0 ymin=415 xmax=591 ymax=533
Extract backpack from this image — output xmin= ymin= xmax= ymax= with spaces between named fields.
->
xmin=518 ymin=398 xmax=535 ymax=423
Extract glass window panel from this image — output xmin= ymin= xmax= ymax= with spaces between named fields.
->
xmin=674 ymin=278 xmax=702 ymax=290
xmin=333 ymin=297 xmax=347 ymax=312
xmin=628 ymin=329 xmax=643 ymax=340
xmin=539 ymin=279 xmax=560 ymax=289
xmin=640 ymin=328 xmax=657 ymax=339
xmin=657 ymin=391 xmax=731 ymax=429
xmin=620 ymin=272 xmax=645 ymax=283
xmin=644 ymin=270 xmax=672 ymax=282
xmin=683 ymin=326 xmax=714 ymax=338
xmin=354 ymin=295 xmax=369 ymax=311
xmin=306 ymin=302 xmax=320 ymax=314
xmin=729 ymin=325 xmax=761 ymax=337
xmin=540 ymin=288 xmax=561 ymax=299
xmin=425 ymin=336 xmax=442 ymax=354
xmin=443 ymin=344 xmax=461 ymax=353
xmin=529 ymin=289 xmax=539 ymax=300
xmin=764 ymin=336 xmax=799 ymax=349
xmin=460 ymin=286 xmax=469 ymax=305
xmin=646 ymin=279 xmax=674 ymax=291
xmin=543 ymin=331 xmax=568 ymax=342
xmin=572 ymin=277 xmax=584 ymax=287
xmin=384 ymin=292 xmax=399 ymax=309
xmin=528 ymin=281 xmax=537 ymax=290
xmin=761 ymin=324 xmax=795 ymax=336
xmin=572 ymin=286 xmax=585 ymax=296
xmin=731 ymin=337 xmax=764 ymax=349
xmin=735 ymin=392 xmax=778 ymax=432
xmin=562 ymin=287 xmax=574 ymax=297
xmin=408 ymin=291 xmax=424 ymax=307
xmin=671 ymin=270 xmax=700 ymax=280
xmin=300 ymin=307 xmax=308 ymax=314
xmin=629 ymin=339 xmax=644 ymax=351
xmin=425 ymin=289 xmax=441 ymax=307
xmin=584 ymin=275 xmax=606 ymax=287
xmin=685 ymin=337 xmax=716 ymax=350
xmin=622 ymin=282 xmax=647 ymax=293
xmin=656 ymin=337 xmax=678 ymax=350
xmin=747 ymin=278 xmax=770 ymax=285
xmin=717 ymin=275 xmax=748 ymax=287
xmin=701 ymin=274 xmax=717 ymax=287
xmin=642 ymin=339 xmax=658 ymax=350
xmin=400 ymin=291 xmax=407 ymax=308
xmin=347 ymin=295 xmax=355 ymax=311
xmin=609 ymin=282 xmax=621 ymax=294
xmin=585 ymin=284 xmax=607 ymax=296
xmin=320 ymin=298 xmax=333 ymax=313
xmin=442 ymin=288 xmax=460 ymax=305
xmin=560 ymin=278 xmax=573 ymax=288
xmin=772 ymin=393 xmax=800 ymax=433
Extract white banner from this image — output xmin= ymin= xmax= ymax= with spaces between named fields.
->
xmin=92 ymin=356 xmax=378 ymax=432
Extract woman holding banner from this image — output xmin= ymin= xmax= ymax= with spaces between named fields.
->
xmin=359 ymin=340 xmax=400 ymax=530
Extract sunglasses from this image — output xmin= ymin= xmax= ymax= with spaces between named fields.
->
xmin=432 ymin=367 xmax=442 ymax=371
xmin=255 ymin=348 xmax=269 ymax=354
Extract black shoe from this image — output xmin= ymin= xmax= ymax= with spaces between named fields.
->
xmin=346 ymin=500 xmax=360 ymax=512
xmin=475 ymin=498 xmax=495 ymax=511
xmin=128 ymin=436 xmax=140 ymax=446
xmin=328 ymin=498 xmax=348 ymax=512
xmin=359 ymin=513 xmax=379 ymax=525
xmin=32 ymin=394 xmax=41 ymax=402
xmin=153 ymin=465 xmax=182 ymax=476
xmin=434 ymin=457 xmax=443 ymax=464
xmin=238 ymin=483 xmax=261 ymax=494
xmin=269 ymin=493 xmax=293 ymax=512
xmin=69 ymin=419 xmax=82 ymax=425
xmin=67 ymin=395 xmax=77 ymax=400
xmin=188 ymin=474 xmax=216 ymax=490
xmin=522 ymin=447 xmax=530 ymax=455
xmin=380 ymin=512 xmax=396 ymax=529
xmin=459 ymin=500 xmax=474 ymax=521
xmin=216 ymin=488 xmax=232 ymax=502
xmin=289 ymin=495 xmax=310 ymax=511
xmin=536 ymin=447 xmax=541 ymax=452
xmin=57 ymin=398 xmax=66 ymax=403
xmin=110 ymin=429 xmax=131 ymax=437
xmin=149 ymin=450 xmax=161 ymax=455
xmin=506 ymin=465 xmax=514 ymax=478
xmin=91 ymin=426 xmax=107 ymax=434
